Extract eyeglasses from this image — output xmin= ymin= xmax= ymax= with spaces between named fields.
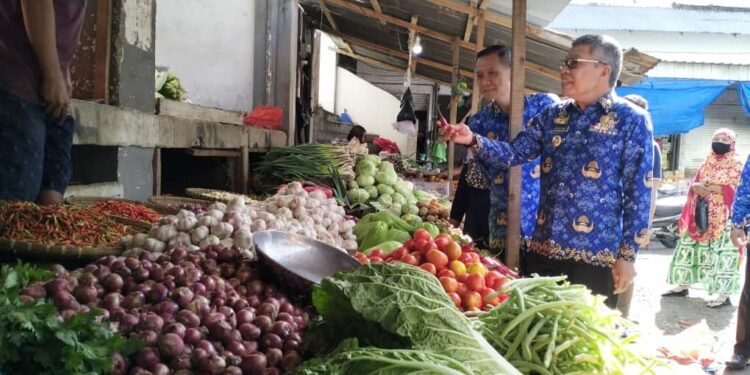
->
xmin=560 ymin=58 xmax=608 ymax=70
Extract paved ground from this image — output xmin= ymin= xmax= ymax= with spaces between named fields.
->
xmin=630 ymin=242 xmax=748 ymax=374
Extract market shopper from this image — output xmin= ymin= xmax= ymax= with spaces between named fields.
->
xmin=442 ymin=34 xmax=653 ymax=308
xmin=462 ymin=44 xmax=559 ymax=257
xmin=450 ymin=164 xmax=491 ymax=248
xmin=726 ymin=154 xmax=750 ymax=369
xmin=663 ymin=129 xmax=744 ymax=307
xmin=347 ymin=125 xmax=367 ymax=144
xmin=0 ymin=0 xmax=86 ymax=205
xmin=615 ymin=94 xmax=662 ymax=318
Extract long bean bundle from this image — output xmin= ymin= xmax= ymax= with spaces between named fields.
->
xmin=476 ymin=276 xmax=662 ymax=375
xmin=255 ymin=143 xmax=355 ymax=191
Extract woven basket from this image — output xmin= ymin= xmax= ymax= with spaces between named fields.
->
xmin=0 ymin=237 xmax=123 ymax=261
xmin=185 ymin=188 xmax=254 ymax=203
xmin=109 ymin=215 xmax=154 ymax=231
xmin=151 ymin=195 xmax=212 ymax=207
xmin=66 ymin=196 xmax=176 ymax=215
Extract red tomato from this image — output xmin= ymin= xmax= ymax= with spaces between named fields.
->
xmin=403 ymin=239 xmax=415 ymax=251
xmin=417 ymin=241 xmax=436 ymax=255
xmin=466 ymin=273 xmax=486 ymax=292
xmin=436 ymin=233 xmax=452 ymax=242
xmin=391 ymin=247 xmax=408 ymax=260
xmin=410 ymin=251 xmax=423 ymax=264
xmin=413 ymin=228 xmax=432 ymax=242
xmin=462 ymin=291 xmax=482 ymax=310
xmin=369 ymin=256 xmax=384 ymax=263
xmin=490 ymin=275 xmax=508 ymax=291
xmin=439 ymin=276 xmax=458 ymax=293
xmin=437 ymin=269 xmax=456 ymax=279
xmin=434 ymin=237 xmax=451 ymax=252
xmin=420 ymin=263 xmax=437 ymax=275
xmin=426 ymin=249 xmax=449 ymax=270
xmin=357 ymin=257 xmax=369 ymax=265
xmin=498 ymin=293 xmax=509 ymax=303
xmin=444 ymin=241 xmax=462 ymax=261
xmin=400 ymin=254 xmax=419 ymax=266
xmin=413 ymin=239 xmax=428 ymax=254
xmin=480 ymin=287 xmax=500 ymax=306
xmin=485 ymin=271 xmax=503 ymax=288
xmin=456 ymin=283 xmax=469 ymax=297
xmin=456 ymin=273 xmax=469 ymax=284
xmin=369 ymin=249 xmax=384 ymax=258
xmin=448 ymin=292 xmax=462 ymax=309
xmin=458 ymin=252 xmax=474 ymax=264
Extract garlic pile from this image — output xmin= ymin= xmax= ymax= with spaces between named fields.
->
xmin=121 ymin=182 xmax=358 ymax=256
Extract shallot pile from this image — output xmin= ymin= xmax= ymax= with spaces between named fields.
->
xmin=25 ymin=245 xmax=309 ymax=375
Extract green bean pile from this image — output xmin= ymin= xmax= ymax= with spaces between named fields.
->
xmin=476 ymin=277 xmax=662 ymax=375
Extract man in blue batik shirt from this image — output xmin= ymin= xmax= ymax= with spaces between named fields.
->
xmin=726 ymin=155 xmax=750 ymax=369
xmin=444 ymin=34 xmax=653 ymax=308
xmin=464 ymin=45 xmax=559 ymax=255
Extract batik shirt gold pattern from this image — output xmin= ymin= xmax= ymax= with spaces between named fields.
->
xmin=732 ymin=155 xmax=750 ymax=227
xmin=474 ymin=92 xmax=653 ymax=268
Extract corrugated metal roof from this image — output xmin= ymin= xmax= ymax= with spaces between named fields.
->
xmin=302 ymin=0 xmax=657 ymax=93
xmin=549 ymin=4 xmax=750 ymax=34
xmin=648 ymin=61 xmax=750 ymax=80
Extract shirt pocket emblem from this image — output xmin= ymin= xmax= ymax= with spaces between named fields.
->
xmin=589 ymin=112 xmax=619 ymax=135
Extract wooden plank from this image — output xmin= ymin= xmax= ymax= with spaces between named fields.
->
xmin=95 ymin=0 xmax=111 ymax=102
xmin=424 ymin=0 xmax=572 ymax=48
xmin=153 ymin=147 xmax=161 ymax=196
xmin=187 ymin=149 xmax=242 ymax=158
xmin=409 ymin=16 xmax=419 ymax=74
xmin=505 ymin=0 xmax=526 ymax=270
xmin=463 ymin=0 xmax=479 ymax=42
xmin=369 ymin=0 xmax=387 ymax=26
xmin=448 ymin=40 xmax=460 ymax=183
xmin=470 ymin=11 xmax=485 ymax=114
xmin=319 ymin=0 xmax=340 ymax=31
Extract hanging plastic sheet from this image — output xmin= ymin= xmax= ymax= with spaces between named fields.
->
xmin=737 ymin=81 xmax=750 ymax=116
xmin=616 ymin=78 xmax=731 ymax=136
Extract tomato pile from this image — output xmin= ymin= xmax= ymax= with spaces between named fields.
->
xmin=353 ymin=228 xmax=512 ymax=312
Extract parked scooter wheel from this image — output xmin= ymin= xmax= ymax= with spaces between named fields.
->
xmin=659 ymin=236 xmax=678 ymax=249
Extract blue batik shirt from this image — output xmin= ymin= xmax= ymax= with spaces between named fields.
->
xmin=473 ymin=92 xmax=653 ymax=267
xmin=731 ymin=155 xmax=750 ymax=227
xmin=468 ymin=94 xmax=559 ymax=250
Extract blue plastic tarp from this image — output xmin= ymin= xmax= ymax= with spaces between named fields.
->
xmin=616 ymin=78 xmax=732 ymax=136
xmin=738 ymin=82 xmax=750 ymax=116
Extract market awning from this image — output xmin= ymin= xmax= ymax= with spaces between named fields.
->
xmin=616 ymin=78 xmax=750 ymax=136
xmin=300 ymin=0 xmax=659 ymax=94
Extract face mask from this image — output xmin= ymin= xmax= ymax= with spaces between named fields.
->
xmin=712 ymin=142 xmax=731 ymax=155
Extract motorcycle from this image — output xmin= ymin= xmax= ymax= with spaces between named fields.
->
xmin=651 ymin=183 xmax=688 ymax=249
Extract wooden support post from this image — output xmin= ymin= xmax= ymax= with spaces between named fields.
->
xmin=470 ymin=11 xmax=485 ymax=114
xmin=506 ymin=0 xmax=526 ymax=270
xmin=240 ymin=146 xmax=249 ymax=194
xmin=153 ymin=147 xmax=161 ymax=196
xmin=409 ymin=16 xmax=419 ymax=75
xmin=448 ymin=40 xmax=460 ymax=183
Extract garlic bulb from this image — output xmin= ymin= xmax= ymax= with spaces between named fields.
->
xmin=176 ymin=216 xmax=198 ymax=231
xmin=191 ymin=226 xmax=209 ymax=244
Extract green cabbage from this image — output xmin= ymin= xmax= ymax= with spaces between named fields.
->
xmin=376 ymin=194 xmax=393 ymax=207
xmin=347 ymin=180 xmax=359 ymax=190
xmin=401 ymin=214 xmax=422 ymax=226
xmin=377 ymin=184 xmax=395 ymax=196
xmin=391 ymin=192 xmax=406 ymax=206
xmin=364 ymin=185 xmax=378 ymax=200
xmin=415 ymin=222 xmax=440 ymax=238
xmin=402 ymin=204 xmax=419 ymax=216
xmin=375 ymin=171 xmax=398 ymax=186
xmin=356 ymin=175 xmax=375 ymax=187
xmin=378 ymin=161 xmax=395 ymax=172
xmin=362 ymin=154 xmax=382 ymax=166
xmin=347 ymin=188 xmax=370 ymax=204
xmin=356 ymin=160 xmax=378 ymax=176
xmin=388 ymin=203 xmax=402 ymax=216
xmin=385 ymin=228 xmax=410 ymax=243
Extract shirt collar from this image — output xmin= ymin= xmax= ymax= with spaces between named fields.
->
xmin=566 ymin=91 xmax=616 ymax=113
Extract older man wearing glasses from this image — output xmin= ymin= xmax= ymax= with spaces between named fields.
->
xmin=443 ymin=34 xmax=653 ymax=308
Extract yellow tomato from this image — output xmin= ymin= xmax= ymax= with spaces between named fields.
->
xmin=450 ymin=260 xmax=467 ymax=276
xmin=466 ymin=262 xmax=486 ymax=276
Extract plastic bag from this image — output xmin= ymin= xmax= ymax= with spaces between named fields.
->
xmin=244 ymin=106 xmax=283 ymax=130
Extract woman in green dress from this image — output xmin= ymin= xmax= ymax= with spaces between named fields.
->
xmin=664 ymin=129 xmax=745 ymax=307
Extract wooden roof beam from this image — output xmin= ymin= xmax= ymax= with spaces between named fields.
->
xmin=320 ymin=0 xmax=559 ymax=81
xmin=424 ymin=0 xmax=573 ymax=48
xmin=333 ymin=48 xmax=452 ymax=86
xmin=463 ymin=0 xmax=479 ymax=42
xmin=369 ymin=0 xmax=387 ymax=26
xmin=318 ymin=0 xmax=353 ymax=52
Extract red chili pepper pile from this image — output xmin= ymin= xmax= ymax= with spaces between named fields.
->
xmin=90 ymin=200 xmax=161 ymax=223
xmin=0 ymin=201 xmax=132 ymax=247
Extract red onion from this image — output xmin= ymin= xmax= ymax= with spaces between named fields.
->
xmin=284 ymin=339 xmax=300 ymax=351
xmin=261 ymin=333 xmax=283 ymax=350
xmin=125 ymin=256 xmax=139 ymax=270
xmin=184 ymin=327 xmax=203 ymax=345
xmin=84 ymin=264 xmax=98 ymax=273
xmin=199 ymin=354 xmax=226 ymax=375
xmin=247 ymin=280 xmax=264 ymax=296
xmin=147 ymin=283 xmax=169 ymax=303
xmin=133 ymin=267 xmax=150 ymax=282
xmin=170 ymin=248 xmax=188 ymax=263
xmin=140 ymin=251 xmax=157 ymax=262
xmin=234 ymin=268 xmax=254 ymax=283
xmin=246 ymin=295 xmax=261 ymax=308
xmin=154 ymin=300 xmax=179 ymax=316
xmin=60 ymin=309 xmax=77 ymax=321
xmin=71 ymin=284 xmax=97 ymax=304
xmin=200 ymin=275 xmax=216 ymax=291
xmin=263 ymin=368 xmax=280 ymax=375
xmin=45 ymin=278 xmax=71 ymax=295
xmin=254 ymin=315 xmax=273 ymax=333
xmin=224 ymin=366 xmax=242 ymax=375
xmin=93 ymin=266 xmax=111 ymax=280
xmin=227 ymin=277 xmax=240 ymax=289
xmin=240 ymin=353 xmax=267 ymax=374
xmin=119 ymin=313 xmax=139 ymax=332
xmin=188 ymin=295 xmax=211 ymax=318
xmin=282 ymin=351 xmax=303 ymax=372
xmin=271 ymin=321 xmax=292 ymax=340
xmin=102 ymin=274 xmax=124 ymax=292
xmin=265 ymin=348 xmax=283 ymax=368
xmin=171 ymin=287 xmax=194 ymax=308
xmin=201 ymin=258 xmax=219 ymax=275
xmin=158 ymin=332 xmax=185 ymax=358
xmin=196 ymin=339 xmax=216 ymax=355
xmin=53 ymin=290 xmax=78 ymax=310
xmin=217 ymin=247 xmax=237 ymax=263
xmin=208 ymin=320 xmax=232 ymax=341
xmin=226 ymin=340 xmax=246 ymax=356
xmin=257 ymin=303 xmax=278 ymax=320
xmin=150 ymin=266 xmax=165 ymax=282
xmin=168 ymin=266 xmax=185 ymax=279
xmin=123 ymin=291 xmax=145 ymax=309
xmin=110 ymin=352 xmax=128 ymax=375
xmin=235 ymin=285 xmax=248 ymax=297
xmin=243 ymin=340 xmax=258 ymax=354
xmin=276 ymin=312 xmax=295 ymax=325
xmin=191 ymin=282 xmax=207 ymax=296
xmin=163 ymin=322 xmax=186 ymax=338
xmin=138 ymin=312 xmax=164 ymax=332
xmin=236 ymin=309 xmax=255 ymax=325
xmin=224 ymin=329 xmax=242 ymax=345
xmin=137 ymin=330 xmax=158 ymax=346
xmin=134 ymin=347 xmax=160 ymax=370
xmin=110 ymin=306 xmax=126 ymax=321
xmin=21 ymin=283 xmax=46 ymax=299
xmin=170 ymin=353 xmax=192 ymax=370
xmin=176 ymin=310 xmax=200 ymax=328
xmin=152 ymin=363 xmax=169 ymax=375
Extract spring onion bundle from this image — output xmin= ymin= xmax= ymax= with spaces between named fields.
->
xmin=255 ymin=144 xmax=355 ymax=192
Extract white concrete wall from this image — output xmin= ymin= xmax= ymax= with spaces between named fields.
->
xmin=317 ymin=33 xmax=338 ymax=113
xmin=335 ymin=67 xmax=413 ymax=155
xmin=155 ymin=0 xmax=254 ymax=112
